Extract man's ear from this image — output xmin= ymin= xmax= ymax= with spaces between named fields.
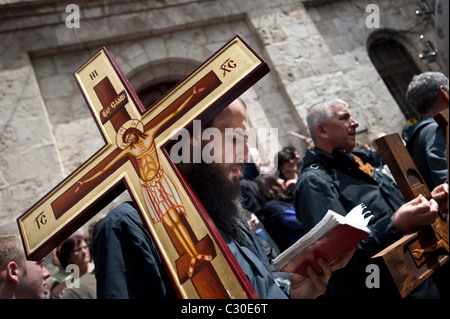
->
xmin=316 ymin=123 xmax=328 ymax=139
xmin=6 ymin=261 xmax=20 ymax=283
xmin=439 ymin=85 xmax=449 ymax=102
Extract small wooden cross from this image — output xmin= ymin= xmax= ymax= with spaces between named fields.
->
xmin=373 ymin=129 xmax=449 ymax=298
xmin=17 ymin=36 xmax=269 ymax=299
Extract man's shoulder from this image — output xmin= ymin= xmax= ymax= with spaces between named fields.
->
xmin=99 ymin=201 xmax=147 ymax=237
xmin=94 ymin=201 xmax=159 ymax=260
xmin=299 ymin=159 xmax=335 ymax=184
xmin=103 ymin=201 xmax=139 ymax=223
xmin=415 ymin=117 xmax=440 ymax=136
xmin=404 ymin=117 xmax=439 ymax=142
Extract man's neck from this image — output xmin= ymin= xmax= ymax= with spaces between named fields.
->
xmin=314 ymin=143 xmax=332 ymax=154
xmin=315 ymin=144 xmax=351 ymax=155
xmin=0 ymin=284 xmax=14 ymax=299
xmin=421 ymin=99 xmax=448 ymax=119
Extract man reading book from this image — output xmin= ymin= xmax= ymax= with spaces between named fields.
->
xmin=294 ymin=99 xmax=447 ymax=298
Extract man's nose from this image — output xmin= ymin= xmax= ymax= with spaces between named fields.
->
xmin=42 ymin=266 xmax=51 ymax=280
xmin=242 ymin=139 xmax=250 ymax=163
xmin=350 ymin=117 xmax=359 ymax=128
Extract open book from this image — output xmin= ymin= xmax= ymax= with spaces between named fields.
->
xmin=273 ymin=203 xmax=373 ymax=277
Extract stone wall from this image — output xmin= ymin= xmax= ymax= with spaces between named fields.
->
xmin=0 ymin=0 xmax=440 ymax=235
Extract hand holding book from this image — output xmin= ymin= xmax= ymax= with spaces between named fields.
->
xmin=273 ymin=203 xmax=372 ymax=277
xmin=288 ymin=248 xmax=355 ymax=299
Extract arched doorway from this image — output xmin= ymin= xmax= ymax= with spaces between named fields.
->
xmin=368 ymin=37 xmax=422 ymax=124
xmin=137 ymin=80 xmax=180 ymax=110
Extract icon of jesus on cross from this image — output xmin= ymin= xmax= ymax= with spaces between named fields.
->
xmin=74 ymin=86 xmax=212 ymax=278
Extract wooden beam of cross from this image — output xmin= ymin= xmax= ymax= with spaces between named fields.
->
xmin=16 ymin=36 xmax=269 ymax=299
xmin=372 ymin=132 xmax=449 ymax=298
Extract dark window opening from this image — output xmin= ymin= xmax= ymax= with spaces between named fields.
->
xmin=369 ymin=38 xmax=422 ymax=124
xmin=137 ymin=80 xmax=180 ymax=110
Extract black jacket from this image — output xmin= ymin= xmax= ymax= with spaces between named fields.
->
xmin=93 ymin=202 xmax=177 ymax=299
xmin=93 ymin=201 xmax=289 ymax=299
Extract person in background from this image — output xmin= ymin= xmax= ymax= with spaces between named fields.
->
xmin=0 ymin=234 xmax=50 ymax=299
xmin=277 ymin=148 xmax=301 ymax=190
xmin=402 ymin=72 xmax=448 ymax=190
xmin=257 ymin=173 xmax=304 ymax=252
xmin=51 ymin=235 xmax=95 ymax=299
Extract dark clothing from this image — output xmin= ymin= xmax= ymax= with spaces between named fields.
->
xmin=296 ymin=148 xmax=403 ymax=241
xmin=240 ymin=178 xmax=264 ymax=218
xmin=260 ymin=198 xmax=304 ymax=252
xmin=92 ymin=202 xmax=176 ymax=299
xmin=218 ymin=226 xmax=289 ymax=299
xmin=93 ymin=202 xmax=288 ymax=299
xmin=243 ymin=162 xmax=260 ymax=180
xmin=402 ymin=116 xmax=448 ymax=190
xmin=294 ymin=147 xmax=439 ymax=298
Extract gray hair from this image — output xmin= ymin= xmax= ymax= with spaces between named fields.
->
xmin=406 ymin=72 xmax=449 ymax=115
xmin=306 ymin=99 xmax=348 ymax=143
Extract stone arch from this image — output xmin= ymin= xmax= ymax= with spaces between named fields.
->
xmin=366 ymin=29 xmax=423 ymax=122
xmin=126 ymin=58 xmax=201 ymax=109
xmin=366 ymin=28 xmax=428 ymax=73
xmin=109 ymin=35 xmax=214 ymax=108
xmin=127 ymin=58 xmax=201 ymax=95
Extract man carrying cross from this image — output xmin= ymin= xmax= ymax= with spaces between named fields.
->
xmin=92 ymin=98 xmax=354 ymax=299
xmin=16 ymin=37 xmax=353 ymax=299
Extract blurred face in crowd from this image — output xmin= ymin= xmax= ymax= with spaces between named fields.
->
xmin=280 ymin=152 xmax=298 ymax=173
xmin=67 ymin=239 xmax=91 ymax=270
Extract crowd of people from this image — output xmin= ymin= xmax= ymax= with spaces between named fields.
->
xmin=1 ymin=70 xmax=448 ymax=299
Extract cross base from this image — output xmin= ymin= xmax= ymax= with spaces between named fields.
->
xmin=373 ymin=223 xmax=449 ymax=298
xmin=161 ymin=213 xmax=230 ymax=298
xmin=176 ymin=235 xmax=216 ymax=284
xmin=373 ymin=132 xmax=449 ymax=297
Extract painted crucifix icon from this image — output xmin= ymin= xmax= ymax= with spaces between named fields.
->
xmin=74 ymin=83 xmax=212 ymax=279
xmin=17 ymin=36 xmax=269 ymax=298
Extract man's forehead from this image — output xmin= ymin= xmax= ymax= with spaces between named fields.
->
xmin=333 ymin=103 xmax=351 ymax=115
xmin=212 ymin=100 xmax=247 ymax=127
xmin=224 ymin=127 xmax=249 ymax=137
xmin=27 ymin=257 xmax=44 ymax=266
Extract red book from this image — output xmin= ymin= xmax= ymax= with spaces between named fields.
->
xmin=273 ymin=204 xmax=372 ymax=277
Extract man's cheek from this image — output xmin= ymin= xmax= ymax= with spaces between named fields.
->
xmin=217 ymin=139 xmax=234 ymax=164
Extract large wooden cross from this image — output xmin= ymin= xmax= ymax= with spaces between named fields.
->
xmin=16 ymin=36 xmax=269 ymax=299
xmin=372 ymin=112 xmax=449 ymax=298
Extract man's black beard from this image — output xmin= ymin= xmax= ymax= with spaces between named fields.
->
xmin=177 ymin=161 xmax=249 ymax=244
